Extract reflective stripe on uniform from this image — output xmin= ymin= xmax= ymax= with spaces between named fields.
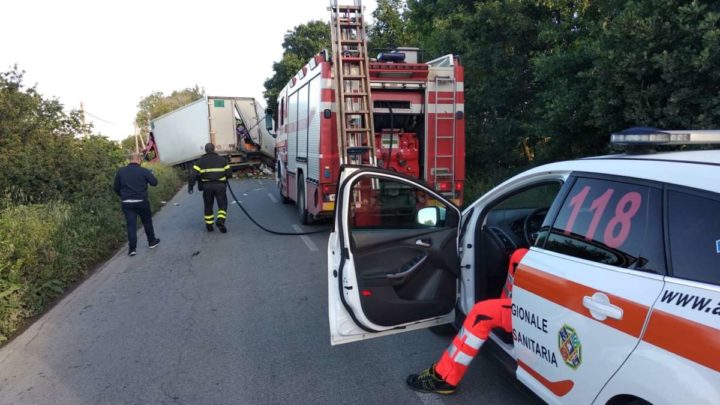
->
xmin=446 ymin=329 xmax=484 ymax=358
xmin=203 ymin=168 xmax=227 ymax=173
xmin=454 ymin=351 xmax=474 ymax=366
xmin=204 ymin=215 xmax=214 ymax=224
xmin=193 ymin=165 xmax=203 ymax=173
xmin=459 ymin=327 xmax=485 ymax=349
xmin=447 ymin=342 xmax=458 ymax=358
xmin=217 ymin=210 xmax=227 ymax=219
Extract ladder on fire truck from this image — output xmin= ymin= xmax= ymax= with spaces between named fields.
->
xmin=329 ymin=0 xmax=377 ymax=167
xmin=433 ymin=75 xmax=457 ymax=197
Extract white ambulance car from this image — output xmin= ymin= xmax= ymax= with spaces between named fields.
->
xmin=327 ymin=128 xmax=720 ymax=404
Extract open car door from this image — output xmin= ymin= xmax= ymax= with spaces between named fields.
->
xmin=328 ymin=167 xmax=462 ymax=345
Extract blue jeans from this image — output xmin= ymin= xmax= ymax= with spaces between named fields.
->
xmin=121 ymin=201 xmax=156 ymax=251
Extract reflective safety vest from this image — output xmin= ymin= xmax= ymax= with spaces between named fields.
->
xmin=190 ymin=152 xmax=232 ymax=185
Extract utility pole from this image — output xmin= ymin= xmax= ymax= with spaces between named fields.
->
xmin=80 ymin=101 xmax=88 ymax=138
xmin=134 ymin=122 xmax=139 ymax=153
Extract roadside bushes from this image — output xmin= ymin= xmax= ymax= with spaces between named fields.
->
xmin=146 ymin=162 xmax=184 ymax=212
xmin=0 ymin=160 xmax=182 ymax=343
xmin=0 ymin=68 xmax=183 ymax=343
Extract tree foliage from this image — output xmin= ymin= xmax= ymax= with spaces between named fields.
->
xmin=263 ymin=20 xmax=331 ymax=110
xmin=0 ymin=66 xmax=184 ymax=343
xmin=531 ymin=0 xmax=720 ymax=160
xmin=368 ymin=0 xmax=416 ymax=52
xmin=404 ymin=0 xmax=720 ymax=172
xmin=0 ymin=67 xmax=122 ymax=205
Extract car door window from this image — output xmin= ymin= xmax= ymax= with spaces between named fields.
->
xmin=349 ymin=176 xmax=455 ymax=229
xmin=667 ymin=189 xmax=720 ymax=285
xmin=543 ymin=177 xmax=664 ymax=273
xmin=484 ymin=182 xmax=562 ymax=247
xmin=471 ymin=182 xmax=562 ymax=302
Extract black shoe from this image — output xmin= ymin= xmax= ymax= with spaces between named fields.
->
xmin=149 ymin=239 xmax=161 ymax=249
xmin=216 ymin=221 xmax=227 ymax=233
xmin=129 ymin=250 xmax=136 ymax=256
xmin=406 ymin=365 xmax=456 ymax=395
xmin=206 ymin=224 xmax=214 ymax=232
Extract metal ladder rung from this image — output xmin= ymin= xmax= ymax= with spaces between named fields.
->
xmin=336 ymin=5 xmax=361 ymax=11
xmin=331 ymin=1 xmax=376 ymax=167
xmin=432 ymin=73 xmax=457 ymax=192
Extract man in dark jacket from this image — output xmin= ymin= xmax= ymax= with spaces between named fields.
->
xmin=188 ymin=143 xmax=232 ymax=233
xmin=113 ymin=153 xmax=161 ymax=256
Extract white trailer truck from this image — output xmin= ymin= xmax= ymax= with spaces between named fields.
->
xmin=146 ymin=96 xmax=274 ymax=168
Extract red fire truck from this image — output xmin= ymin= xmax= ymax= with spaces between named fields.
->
xmin=272 ymin=5 xmax=464 ymax=224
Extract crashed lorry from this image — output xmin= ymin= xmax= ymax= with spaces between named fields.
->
xmin=144 ymin=96 xmax=275 ymax=169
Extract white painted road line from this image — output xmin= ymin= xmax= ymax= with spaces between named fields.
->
xmin=293 ymin=224 xmax=319 ymax=252
xmin=268 ymin=193 xmax=278 ymax=203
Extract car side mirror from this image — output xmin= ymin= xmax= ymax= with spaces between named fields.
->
xmin=265 ymin=108 xmax=275 ymax=137
xmin=417 ymin=206 xmax=439 ymax=226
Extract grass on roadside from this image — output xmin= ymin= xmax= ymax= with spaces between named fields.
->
xmin=0 ymin=163 xmax=183 ymax=344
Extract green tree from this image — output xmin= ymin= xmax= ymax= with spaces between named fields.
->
xmin=119 ymin=134 xmax=136 ymax=152
xmin=406 ymin=1 xmax=551 ymax=171
xmin=263 ymin=20 xmax=331 ymax=111
xmin=368 ymin=0 xmax=415 ymax=52
xmin=0 ymin=66 xmax=98 ymax=205
xmin=532 ymin=0 xmax=720 ymax=161
xmin=135 ymin=86 xmax=204 ymax=138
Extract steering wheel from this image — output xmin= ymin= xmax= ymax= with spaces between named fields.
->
xmin=523 ymin=207 xmax=549 ymax=246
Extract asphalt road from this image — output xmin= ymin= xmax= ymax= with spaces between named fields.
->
xmin=0 ymin=178 xmax=541 ymax=405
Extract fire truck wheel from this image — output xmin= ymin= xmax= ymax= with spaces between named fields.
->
xmin=297 ymin=174 xmax=313 ymax=225
xmin=277 ymin=163 xmax=291 ymax=204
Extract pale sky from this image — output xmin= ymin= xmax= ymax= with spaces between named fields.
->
xmin=0 ymin=0 xmax=378 ymax=141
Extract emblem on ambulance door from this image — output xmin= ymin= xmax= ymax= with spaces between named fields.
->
xmin=558 ymin=324 xmax=582 ymax=369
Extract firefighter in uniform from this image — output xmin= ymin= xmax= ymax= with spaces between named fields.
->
xmin=188 ymin=143 xmax=232 ymax=233
xmin=406 ymin=248 xmax=528 ymax=395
